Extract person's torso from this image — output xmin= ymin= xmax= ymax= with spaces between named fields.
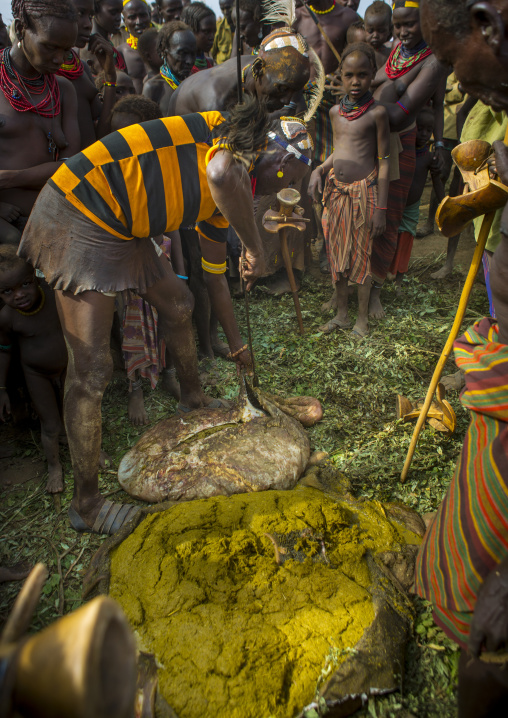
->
xmin=49 ymin=110 xmax=226 ymax=240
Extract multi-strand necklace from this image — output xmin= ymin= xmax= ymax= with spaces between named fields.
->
xmin=385 ymin=39 xmax=432 ymax=80
xmin=0 ymin=47 xmax=60 ymax=118
xmin=57 ymin=49 xmax=84 ymax=80
xmin=337 ymin=91 xmax=375 ymax=120
xmin=160 ymin=61 xmax=180 ymax=90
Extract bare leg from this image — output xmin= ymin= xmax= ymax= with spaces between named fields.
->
xmin=54 ymin=290 xmax=116 ymax=525
xmin=128 ymin=372 xmax=150 ymax=426
xmin=431 ymin=233 xmax=461 ymax=279
xmin=369 ymin=281 xmax=386 ymax=319
xmin=24 ymin=370 xmax=64 ymax=494
xmin=458 ymin=649 xmax=508 ymax=717
xmin=353 ymin=279 xmax=371 ymax=337
xmin=181 ymin=228 xmax=214 ymax=359
xmin=319 ymin=277 xmax=350 ymax=333
xmin=140 ymin=254 xmax=209 ymax=410
xmin=161 ymin=350 xmax=181 ymax=400
xmin=210 ymin=312 xmax=229 ymax=358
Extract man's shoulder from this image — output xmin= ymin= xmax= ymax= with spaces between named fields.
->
xmin=329 ymin=4 xmax=359 ymax=25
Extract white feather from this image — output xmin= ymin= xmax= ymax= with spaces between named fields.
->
xmin=303 ymin=48 xmax=325 ymax=123
xmin=262 ymin=0 xmax=296 ymax=28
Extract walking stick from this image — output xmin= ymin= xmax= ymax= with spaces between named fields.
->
xmin=302 ymin=1 xmax=341 ymax=66
xmin=401 ymin=127 xmax=508 ymax=482
xmin=400 ymin=212 xmax=494 ymax=482
xmin=262 ymin=188 xmax=310 ymax=334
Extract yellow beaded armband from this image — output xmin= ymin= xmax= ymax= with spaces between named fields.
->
xmin=202 ymin=258 xmax=227 ymax=274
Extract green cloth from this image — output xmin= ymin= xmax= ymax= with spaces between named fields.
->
xmin=211 ymin=17 xmax=232 ymax=64
xmin=399 ymin=200 xmax=421 ymax=236
xmin=460 ymin=101 xmax=508 ymax=252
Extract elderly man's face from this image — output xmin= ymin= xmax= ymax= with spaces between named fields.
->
xmin=420 ymin=0 xmax=508 ymax=112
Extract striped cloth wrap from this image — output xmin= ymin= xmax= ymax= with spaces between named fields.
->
xmin=415 ymin=317 xmax=508 ymax=649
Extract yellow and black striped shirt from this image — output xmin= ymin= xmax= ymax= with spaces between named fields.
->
xmin=48 ymin=111 xmax=229 ymax=244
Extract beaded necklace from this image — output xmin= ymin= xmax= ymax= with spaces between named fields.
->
xmin=337 ymin=91 xmax=375 ymax=121
xmin=15 ymin=286 xmax=45 ymax=316
xmin=57 ymin=49 xmax=84 ymax=80
xmin=126 ymin=33 xmax=138 ymax=49
xmin=0 ymin=48 xmax=61 ymax=118
xmin=308 ymin=0 xmax=335 ymax=13
xmin=416 ymin=143 xmax=429 ymax=156
xmin=191 ymin=53 xmax=213 ymax=73
xmin=385 ymin=40 xmax=432 ymax=80
xmin=160 ymin=61 xmax=180 ymax=90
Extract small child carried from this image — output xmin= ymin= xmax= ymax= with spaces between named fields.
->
xmin=309 ymin=43 xmax=390 ymax=338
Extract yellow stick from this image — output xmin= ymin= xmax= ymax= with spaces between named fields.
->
xmin=400 ymin=211 xmax=495 ymax=482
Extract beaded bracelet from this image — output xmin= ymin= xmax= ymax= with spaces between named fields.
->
xmin=227 ymin=344 xmax=248 ymax=360
xmin=396 ymin=100 xmax=409 ymax=115
xmin=104 ymin=81 xmax=117 ymax=87
xmin=176 ymin=274 xmax=189 ymax=280
xmin=377 ymin=155 xmax=390 ymax=160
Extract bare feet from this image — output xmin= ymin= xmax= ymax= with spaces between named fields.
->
xmin=161 ymin=368 xmax=181 ymax=400
xmin=318 ymin=316 xmax=351 ymax=334
xmin=431 ymin=264 xmax=453 ymax=280
xmin=0 ymin=201 xmax=20 ymax=223
xmin=128 ymin=386 xmax=150 ymax=426
xmin=321 ymin=288 xmax=338 ymax=313
xmin=416 ymin=220 xmax=433 ymax=238
xmin=351 ymin=321 xmax=368 ymax=339
xmin=99 ymin=449 xmax=112 ymax=470
xmin=46 ymin=463 xmax=64 ymax=493
xmin=211 ymin=340 xmax=230 ymax=359
xmin=368 ymin=286 xmax=386 ymax=319
xmin=440 ymin=370 xmax=465 ymax=392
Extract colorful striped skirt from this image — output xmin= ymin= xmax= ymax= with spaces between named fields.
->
xmin=322 ymin=167 xmax=377 ymax=285
xmin=371 ymin=125 xmax=416 ymax=283
xmin=414 ymin=317 xmax=508 ymax=648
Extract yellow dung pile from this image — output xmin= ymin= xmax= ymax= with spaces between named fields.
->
xmin=110 ymin=486 xmax=420 ymax=718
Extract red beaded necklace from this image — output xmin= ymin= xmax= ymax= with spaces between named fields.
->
xmin=56 ymin=49 xmax=84 ymax=80
xmin=0 ymin=47 xmax=61 ymax=117
xmin=337 ymin=91 xmax=375 ymax=121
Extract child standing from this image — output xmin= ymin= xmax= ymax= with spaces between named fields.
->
xmin=309 ymin=43 xmax=390 ymax=338
xmin=388 ymin=106 xmax=445 ymax=290
xmin=0 ymin=247 xmax=67 ymax=495
xmin=364 ymin=1 xmax=392 ymax=69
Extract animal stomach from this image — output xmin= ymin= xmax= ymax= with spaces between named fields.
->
xmin=118 ymin=417 xmax=310 ymax=503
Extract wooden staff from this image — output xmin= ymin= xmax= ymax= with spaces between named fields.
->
xmin=400 ymin=211 xmax=495 ymax=482
xmin=401 ymin=126 xmax=508 ymax=482
xmin=279 ymin=226 xmax=305 ymax=334
xmin=303 ymin=1 xmax=341 ymax=66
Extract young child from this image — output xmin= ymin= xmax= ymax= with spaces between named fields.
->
xmin=388 ymin=106 xmax=445 ymax=290
xmin=346 ymin=20 xmax=367 ymax=46
xmin=0 ymin=247 xmax=67 ymax=495
xmin=309 ymin=43 xmax=390 ymax=339
xmin=363 ymin=1 xmax=392 ymax=69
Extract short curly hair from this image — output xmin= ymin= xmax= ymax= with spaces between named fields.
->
xmin=341 ymin=41 xmax=377 ymax=74
xmin=364 ymin=0 xmax=391 ymax=24
xmin=157 ymin=19 xmax=191 ymax=55
xmin=111 ymin=94 xmax=163 ymax=122
xmin=181 ymin=1 xmax=215 ymax=34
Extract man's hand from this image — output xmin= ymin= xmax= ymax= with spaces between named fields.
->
xmin=88 ymin=34 xmax=117 ymax=79
xmin=308 ymin=168 xmax=324 ymax=202
xmin=241 ymin=249 xmax=265 ymax=291
xmin=235 ymin=348 xmax=253 ymax=376
xmin=0 ymin=389 xmax=10 ymax=421
xmin=371 ymin=208 xmax=386 ymax=239
xmin=469 ymin=557 xmax=508 ymax=657
xmin=491 ymin=141 xmax=508 ymax=185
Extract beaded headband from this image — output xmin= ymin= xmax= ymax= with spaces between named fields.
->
xmin=260 ymin=28 xmax=309 ymax=57
xmin=392 ymin=0 xmax=418 ymax=8
xmin=267 ymin=131 xmax=312 ymax=166
xmin=123 ymin=0 xmax=149 ymax=6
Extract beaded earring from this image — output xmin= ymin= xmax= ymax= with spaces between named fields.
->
xmin=277 ymin=170 xmax=284 ymax=178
